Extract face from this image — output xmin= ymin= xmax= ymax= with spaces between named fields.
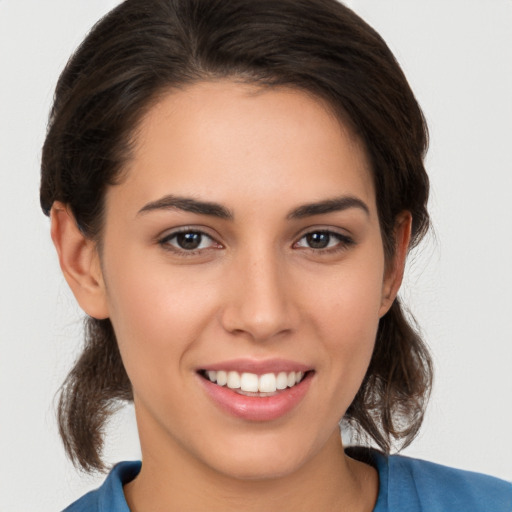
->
xmin=91 ymin=81 xmax=401 ymax=479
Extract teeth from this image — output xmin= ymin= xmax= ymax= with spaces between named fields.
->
xmin=259 ymin=373 xmax=276 ymax=393
xmin=227 ymin=371 xmax=241 ymax=389
xmin=276 ymin=372 xmax=288 ymax=390
xmin=217 ymin=370 xmax=227 ymax=386
xmin=204 ymin=370 xmax=306 ymax=393
xmin=240 ymin=372 xmax=259 ymax=392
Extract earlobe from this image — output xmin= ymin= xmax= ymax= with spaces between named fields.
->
xmin=50 ymin=202 xmax=109 ymax=320
xmin=379 ymin=211 xmax=412 ymax=317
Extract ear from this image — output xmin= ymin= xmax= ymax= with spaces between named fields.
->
xmin=50 ymin=202 xmax=109 ymax=320
xmin=379 ymin=211 xmax=412 ymax=317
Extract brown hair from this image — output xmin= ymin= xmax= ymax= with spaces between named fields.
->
xmin=41 ymin=0 xmax=432 ymax=472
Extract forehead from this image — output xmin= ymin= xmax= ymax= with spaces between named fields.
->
xmin=116 ymin=81 xmax=376 ymax=216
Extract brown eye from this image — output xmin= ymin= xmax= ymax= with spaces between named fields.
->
xmin=295 ymin=230 xmax=354 ymax=251
xmin=305 ymin=232 xmax=331 ymax=249
xmin=160 ymin=230 xmax=219 ymax=252
xmin=175 ymin=232 xmax=203 ymax=250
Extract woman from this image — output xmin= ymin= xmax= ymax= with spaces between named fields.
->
xmin=40 ymin=0 xmax=511 ymax=510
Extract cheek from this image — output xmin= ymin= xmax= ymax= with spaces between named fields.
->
xmin=304 ymin=254 xmax=385 ymax=400
xmin=102 ymin=254 xmax=220 ymax=384
xmin=318 ymin=287 xmax=381 ymax=370
xmin=308 ymin=251 xmax=385 ymax=339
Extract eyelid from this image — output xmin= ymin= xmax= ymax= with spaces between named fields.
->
xmin=156 ymin=225 xmax=354 ymax=256
xmin=158 ymin=226 xmax=223 ymax=253
xmin=293 ymin=225 xmax=354 ymax=241
xmin=157 ymin=224 xmax=219 ymax=240
xmin=293 ymin=227 xmax=355 ymax=251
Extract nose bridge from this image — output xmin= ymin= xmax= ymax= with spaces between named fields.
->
xmin=221 ymin=241 xmax=295 ymax=341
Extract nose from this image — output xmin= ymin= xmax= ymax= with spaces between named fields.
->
xmin=220 ymin=249 xmax=298 ymax=342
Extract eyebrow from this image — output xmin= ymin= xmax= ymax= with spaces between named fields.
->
xmin=137 ymin=195 xmax=233 ymax=219
xmin=287 ymin=196 xmax=370 ymax=219
xmin=137 ymin=194 xmax=369 ymax=221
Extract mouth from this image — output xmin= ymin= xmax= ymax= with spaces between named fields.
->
xmin=198 ymin=369 xmax=310 ymax=397
xmin=197 ymin=360 xmax=314 ymax=421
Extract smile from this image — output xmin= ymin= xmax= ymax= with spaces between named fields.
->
xmin=200 ymin=370 xmax=306 ymax=395
xmin=197 ymin=359 xmax=314 ymax=421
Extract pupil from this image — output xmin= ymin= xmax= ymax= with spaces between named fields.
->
xmin=177 ymin=232 xmax=202 ymax=250
xmin=307 ymin=232 xmax=329 ymax=249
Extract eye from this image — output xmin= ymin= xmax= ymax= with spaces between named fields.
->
xmin=159 ymin=229 xmax=220 ymax=252
xmin=294 ymin=230 xmax=353 ymax=251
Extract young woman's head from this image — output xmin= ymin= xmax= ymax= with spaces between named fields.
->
xmin=41 ymin=0 xmax=432 ymax=474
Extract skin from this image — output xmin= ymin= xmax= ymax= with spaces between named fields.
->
xmin=51 ymin=81 xmax=411 ymax=511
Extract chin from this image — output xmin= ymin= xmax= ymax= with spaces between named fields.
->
xmin=213 ymin=454 xmax=306 ymax=482
xmin=199 ymin=431 xmax=318 ymax=481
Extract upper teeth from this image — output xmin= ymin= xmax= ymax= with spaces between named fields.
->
xmin=205 ymin=370 xmax=305 ymax=393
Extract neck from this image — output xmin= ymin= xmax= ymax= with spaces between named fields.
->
xmin=124 ymin=429 xmax=378 ymax=512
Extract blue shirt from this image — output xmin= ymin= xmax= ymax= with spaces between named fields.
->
xmin=63 ymin=451 xmax=512 ymax=511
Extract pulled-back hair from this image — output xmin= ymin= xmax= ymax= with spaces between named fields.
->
xmin=41 ymin=0 xmax=432 ymax=472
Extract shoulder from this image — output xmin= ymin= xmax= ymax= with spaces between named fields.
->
xmin=62 ymin=461 xmax=141 ymax=512
xmin=372 ymin=451 xmax=512 ymax=512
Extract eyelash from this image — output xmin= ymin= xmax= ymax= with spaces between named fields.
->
xmin=158 ymin=228 xmax=221 ymax=256
xmin=158 ymin=228 xmax=355 ymax=256
xmin=293 ymin=230 xmax=355 ymax=254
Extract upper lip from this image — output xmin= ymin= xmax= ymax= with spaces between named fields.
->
xmin=198 ymin=358 xmax=313 ymax=374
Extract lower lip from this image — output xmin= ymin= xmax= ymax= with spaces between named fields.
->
xmin=199 ymin=373 xmax=313 ymax=422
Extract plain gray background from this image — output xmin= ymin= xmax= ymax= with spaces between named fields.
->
xmin=1 ymin=1 xmax=511 ymax=510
